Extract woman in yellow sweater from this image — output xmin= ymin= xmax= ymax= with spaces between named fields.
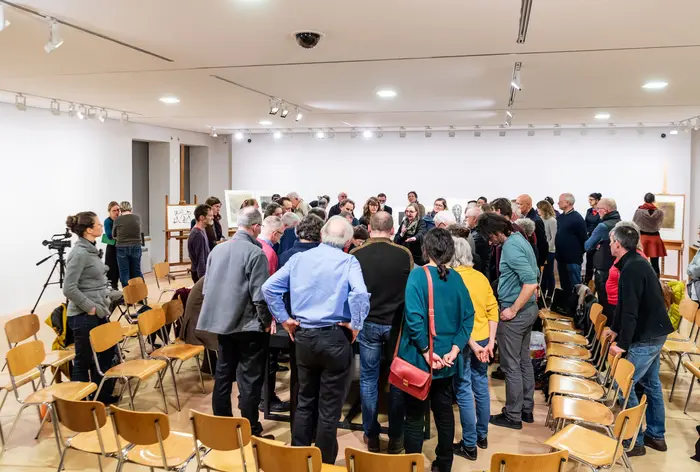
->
xmin=450 ymin=236 xmax=499 ymax=461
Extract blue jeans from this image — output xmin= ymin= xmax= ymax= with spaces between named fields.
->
xmin=621 ymin=335 xmax=667 ymax=446
xmin=454 ymin=338 xmax=490 ymax=447
xmin=116 ymin=245 xmax=143 ymax=288
xmin=359 ymin=322 xmax=405 ymax=439
xmin=541 ymin=253 xmax=556 ymax=298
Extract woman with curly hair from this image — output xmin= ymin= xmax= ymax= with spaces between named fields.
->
xmin=358 ymin=197 xmax=380 ymax=227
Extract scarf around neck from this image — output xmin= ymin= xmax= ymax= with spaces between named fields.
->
xmin=401 ymin=218 xmax=419 ymax=237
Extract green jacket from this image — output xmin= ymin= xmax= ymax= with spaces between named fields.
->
xmin=397 ymin=266 xmax=474 ymax=380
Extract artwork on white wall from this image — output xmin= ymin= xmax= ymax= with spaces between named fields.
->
xmin=445 ymin=197 xmax=470 ymax=224
xmin=166 ymin=205 xmax=197 ymax=231
xmin=224 ymin=190 xmax=255 ymax=228
xmin=655 ymin=194 xmax=685 ymax=242
xmin=254 ymin=192 xmax=275 ymax=213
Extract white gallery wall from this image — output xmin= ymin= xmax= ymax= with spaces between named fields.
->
xmin=0 ymin=103 xmax=229 ymax=314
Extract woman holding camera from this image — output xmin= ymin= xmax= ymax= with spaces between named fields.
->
xmin=64 ymin=211 xmax=121 ymax=403
xmin=103 ymin=201 xmax=120 ymax=289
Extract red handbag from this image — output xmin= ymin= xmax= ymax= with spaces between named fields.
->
xmin=389 ymin=266 xmax=436 ymax=401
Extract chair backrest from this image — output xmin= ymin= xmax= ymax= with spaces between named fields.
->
xmin=127 ymin=277 xmax=146 ymax=287
xmin=594 ymin=314 xmax=607 ymax=340
xmin=345 ymin=447 xmax=424 ymax=472
xmin=190 ymin=410 xmax=251 ymax=451
xmin=612 ymin=358 xmax=635 ymax=403
xmin=54 ymin=397 xmax=107 ymax=433
xmin=490 ymin=450 xmax=569 ymax=472
xmin=110 ymin=405 xmax=170 ymax=445
xmin=137 ymin=307 xmax=166 ymax=337
xmin=123 ymin=282 xmax=149 ymax=305
xmin=162 ymin=299 xmax=184 ymax=325
xmin=153 ymin=262 xmax=170 ymax=280
xmin=679 ymin=298 xmax=699 ymax=323
xmin=251 ymin=436 xmax=323 ymax=472
xmin=5 ymin=314 xmax=40 ymax=345
xmin=589 ymin=303 xmax=603 ymax=325
xmin=7 ymin=339 xmax=45 ymax=377
xmin=89 ymin=321 xmax=124 ymax=353
xmin=613 ymin=394 xmax=647 ymax=441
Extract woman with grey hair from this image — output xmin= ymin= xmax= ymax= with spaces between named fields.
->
xmin=112 ymin=201 xmax=143 ymax=287
xmin=605 ymin=221 xmax=645 ymax=326
xmin=449 ymin=237 xmax=499 ymax=460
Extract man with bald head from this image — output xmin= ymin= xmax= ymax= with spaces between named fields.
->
xmin=516 ymin=194 xmax=548 ymax=268
xmin=351 ymin=211 xmax=413 ymax=453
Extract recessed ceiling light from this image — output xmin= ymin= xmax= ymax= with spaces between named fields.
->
xmin=273 ymin=131 xmax=283 ymax=139
xmin=595 ymin=112 xmax=611 ymax=120
xmin=259 ymin=120 xmax=272 ymax=125
xmin=642 ymin=81 xmax=668 ymax=90
xmin=363 ymin=130 xmax=373 ymax=139
xmin=234 ymin=131 xmax=244 ymax=140
xmin=376 ymin=90 xmax=397 ymax=99
xmin=159 ymin=96 xmax=180 ymax=104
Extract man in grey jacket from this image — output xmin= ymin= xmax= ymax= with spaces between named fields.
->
xmin=197 ymin=206 xmax=273 ymax=437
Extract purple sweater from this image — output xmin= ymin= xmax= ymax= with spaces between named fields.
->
xmin=188 ymin=226 xmax=210 ymax=280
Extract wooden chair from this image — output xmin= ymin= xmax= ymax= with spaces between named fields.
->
xmin=539 ymin=309 xmax=573 ymax=324
xmin=3 ymin=313 xmax=75 ymax=379
xmin=662 ymin=311 xmax=700 ymax=401
xmin=345 ymin=447 xmax=425 ymax=472
xmin=545 ymin=303 xmax=602 ymax=339
xmin=89 ymin=321 xmax=168 ymax=412
xmin=53 ymin=397 xmax=122 ymax=472
xmin=682 ymin=359 xmax=700 ymax=414
xmin=1 ymin=340 xmax=96 ymax=454
xmin=154 ymin=262 xmax=177 ymax=303
xmin=546 ymin=314 xmax=608 ymax=362
xmin=250 ymin=436 xmax=346 ymax=472
xmin=489 ymin=450 xmax=569 ymax=472
xmin=109 ymin=405 xmax=196 ymax=471
xmin=545 ymin=332 xmax=613 ymax=380
xmin=667 ymin=298 xmax=699 ymax=342
xmin=160 ymin=299 xmax=206 ymax=380
xmin=543 ymin=318 xmax=582 ymax=334
xmin=191 ymin=410 xmax=254 ymax=472
xmin=544 ymin=395 xmax=647 ymax=472
xmin=137 ymin=307 xmax=204 ymax=411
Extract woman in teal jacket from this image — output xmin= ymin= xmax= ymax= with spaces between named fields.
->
xmin=396 ymin=228 xmax=474 ymax=472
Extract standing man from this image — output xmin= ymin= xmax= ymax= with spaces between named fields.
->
xmin=607 ymin=224 xmax=673 ymax=456
xmin=257 ymin=216 xmax=284 ymax=276
xmin=278 ymin=212 xmax=301 ymax=255
xmin=466 ymin=207 xmax=489 ymax=278
xmin=477 ymin=213 xmax=539 ymax=430
xmin=197 ymin=207 xmax=274 ymax=438
xmin=287 ymin=192 xmax=310 ymax=217
xmin=584 ymin=198 xmax=621 ymax=319
xmin=377 ymin=193 xmax=393 ymax=215
xmin=277 ymin=197 xmax=294 ymax=214
xmin=188 ymin=204 xmax=212 ymax=283
xmin=516 ymin=194 xmax=548 ymax=268
xmin=328 ymin=191 xmax=348 ymax=218
xmin=262 ymin=216 xmax=370 ymax=464
xmin=407 ymin=191 xmax=426 ymax=218
xmin=350 ymin=211 xmax=412 ymax=454
xmin=555 ymin=193 xmax=587 ymax=296
xmin=338 ymin=199 xmax=359 ymax=226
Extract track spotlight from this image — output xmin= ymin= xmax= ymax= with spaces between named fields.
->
xmin=273 ymin=130 xmax=283 ymax=140
xmin=363 ymin=129 xmax=373 ymax=139
xmin=98 ymin=108 xmax=107 ymax=122
xmin=473 ymin=126 xmax=481 ymax=138
xmin=684 ymin=120 xmax=691 ymax=133
xmin=295 ymin=107 xmax=302 ymax=122
xmin=376 ymin=128 xmax=383 ymax=138
xmin=505 ymin=111 xmax=512 ymax=127
xmin=15 ymin=93 xmax=26 ymax=111
xmin=269 ymin=98 xmax=280 ymax=115
xmin=580 ymin=124 xmax=588 ymax=136
xmin=0 ymin=5 xmax=10 ymax=31
xmin=280 ymin=103 xmax=289 ymax=118
xmin=350 ymin=128 xmax=357 ymax=139
xmin=527 ymin=124 xmax=535 ymax=137
xmin=424 ymin=127 xmax=432 ymax=138
xmin=44 ymin=18 xmax=64 ymax=54
xmin=670 ymin=124 xmax=678 ymax=135
xmin=120 ymin=111 xmax=129 ymax=124
xmin=448 ymin=126 xmax=456 ymax=138
xmin=636 ymin=123 xmax=645 ymax=135
xmin=50 ymin=99 xmax=60 ymax=116
xmin=399 ymin=127 xmax=406 ymax=138
xmin=87 ymin=107 xmax=98 ymax=120
xmin=76 ymin=105 xmax=86 ymax=120
xmin=68 ymin=103 xmax=76 ymax=117
xmin=328 ymin=128 xmax=335 ymax=139
xmin=498 ymin=125 xmax=506 ymax=137
xmin=210 ymin=127 xmax=218 ymax=137
xmin=694 ymin=117 xmax=700 ymax=131
xmin=608 ymin=123 xmax=616 ymax=136
xmin=510 ymin=70 xmax=521 ymax=91
xmin=553 ymin=124 xmax=562 ymax=136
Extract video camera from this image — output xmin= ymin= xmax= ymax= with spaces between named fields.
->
xmin=42 ymin=229 xmax=72 ymax=252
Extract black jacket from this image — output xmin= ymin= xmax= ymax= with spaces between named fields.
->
xmin=472 ymin=231 xmax=490 ymax=278
xmin=526 ymin=208 xmax=548 ymax=268
xmin=328 ymin=203 xmax=342 ymax=218
xmin=592 ymin=211 xmax=621 ymax=271
xmin=555 ymin=210 xmax=587 ymax=264
xmin=394 ymin=218 xmax=427 ymax=265
xmin=381 ymin=205 xmax=393 ymax=215
xmin=612 ymin=251 xmax=673 ymax=350
xmin=585 ymin=207 xmax=601 ymax=236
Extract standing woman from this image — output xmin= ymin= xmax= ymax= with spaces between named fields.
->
xmin=584 ymin=192 xmax=602 ymax=284
xmin=112 ymin=201 xmax=143 ymax=287
xmin=103 ymin=201 xmax=120 ymax=289
xmin=537 ymin=200 xmax=558 ymax=301
xmin=206 ymin=196 xmax=225 ymax=247
xmin=397 ymin=228 xmax=474 ymax=472
xmin=358 ymin=197 xmax=380 ymax=227
xmin=633 ymin=193 xmax=667 ymax=277
xmin=63 ymin=212 xmax=120 ymax=403
xmin=395 ymin=203 xmax=428 ymax=265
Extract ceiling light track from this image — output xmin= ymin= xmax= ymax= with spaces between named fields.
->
xmin=210 ymin=75 xmax=309 ymax=112
xmin=0 ymin=88 xmax=137 ymax=119
xmin=507 ymin=61 xmax=522 ymax=108
xmin=517 ymin=0 xmax=533 ymax=44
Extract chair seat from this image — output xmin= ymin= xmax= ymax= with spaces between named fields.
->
xmin=547 ymin=343 xmax=592 ymax=360
xmin=544 ymin=320 xmax=580 ymax=333
xmin=68 ymin=417 xmax=121 ymax=454
xmin=121 ymin=325 xmax=139 ymax=337
xmin=41 ymin=349 xmax=76 ymax=368
xmin=682 ymin=360 xmax=700 ymax=378
xmin=126 ymin=430 xmax=196 ymax=467
xmin=105 ymin=359 xmax=167 ymax=379
xmin=152 ymin=344 xmax=205 ymax=362
xmin=203 ymin=444 xmax=256 ymax=472
xmin=662 ymin=340 xmax=700 ymax=354
xmin=546 ymin=357 xmax=597 ymax=378
xmin=25 ymin=381 xmax=96 ymax=404
xmin=549 ymin=375 xmax=606 ymax=400
xmin=667 ymin=331 xmax=690 ymax=342
xmin=0 ymin=369 xmax=41 ymax=392
xmin=544 ymin=424 xmax=622 ymax=467
xmin=540 ymin=311 xmax=573 ymax=323
xmin=551 ymin=396 xmax=614 ymax=426
xmin=545 ymin=331 xmax=589 ymax=346
xmin=322 ymin=466 xmax=346 ymax=472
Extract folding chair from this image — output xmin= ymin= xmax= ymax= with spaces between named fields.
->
xmin=345 ymin=447 xmax=425 ymax=472
xmin=488 ymin=450 xmax=569 ymax=472
xmin=154 ymin=262 xmax=177 ymax=303
xmin=250 ymin=436 xmax=346 ymax=472
xmin=190 ymin=410 xmax=254 ymax=472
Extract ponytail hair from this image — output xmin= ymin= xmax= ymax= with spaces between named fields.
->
xmin=66 ymin=211 xmax=97 ymax=237
xmin=421 ymin=228 xmax=455 ymax=281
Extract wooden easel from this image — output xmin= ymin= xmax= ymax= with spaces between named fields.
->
xmin=165 ymin=194 xmax=197 ymax=275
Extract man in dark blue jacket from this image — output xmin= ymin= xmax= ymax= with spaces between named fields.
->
xmin=554 ymin=193 xmax=587 ymax=296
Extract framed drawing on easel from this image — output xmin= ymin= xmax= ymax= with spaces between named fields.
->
xmin=164 ymin=195 xmax=198 ymax=267
xmin=656 ymin=194 xmax=685 ymax=241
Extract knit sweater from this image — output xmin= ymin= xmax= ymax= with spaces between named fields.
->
xmin=454 ymin=266 xmax=498 ymax=341
xmin=555 ymin=209 xmax=587 ymax=264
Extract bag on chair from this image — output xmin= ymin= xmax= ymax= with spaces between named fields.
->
xmin=389 ymin=266 xmax=436 ymax=401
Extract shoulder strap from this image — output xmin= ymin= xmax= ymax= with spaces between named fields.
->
xmin=393 ymin=266 xmax=436 ymax=371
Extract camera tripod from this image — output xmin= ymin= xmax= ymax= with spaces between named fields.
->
xmin=31 ymin=247 xmax=67 ymax=314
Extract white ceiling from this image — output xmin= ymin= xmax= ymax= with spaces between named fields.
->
xmin=1 ymin=0 xmax=699 ymax=133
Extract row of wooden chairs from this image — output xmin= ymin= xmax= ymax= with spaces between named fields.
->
xmin=661 ymin=298 xmax=700 ymax=407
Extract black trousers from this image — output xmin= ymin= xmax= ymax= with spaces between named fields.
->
xmin=650 ymin=257 xmax=661 ymax=277
xmin=104 ymin=244 xmax=119 ymax=290
xmin=213 ymin=332 xmax=268 ymax=436
xmin=67 ymin=314 xmax=118 ymax=402
xmin=404 ymin=377 xmax=454 ymax=472
xmin=594 ymin=269 xmax=610 ymax=323
xmin=293 ymin=326 xmax=352 ymax=464
xmin=584 ymin=248 xmax=596 ymax=284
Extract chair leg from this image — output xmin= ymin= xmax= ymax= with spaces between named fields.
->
xmin=168 ymin=361 xmax=181 ymax=411
xmin=126 ymin=379 xmax=135 ymax=411
xmin=33 ymin=411 xmax=50 ymax=440
xmin=96 ymin=454 xmax=104 ymax=472
xmin=157 ymin=370 xmax=168 ymax=414
xmin=94 ymin=377 xmax=107 ymax=403
xmin=2 ymin=404 xmax=28 ymax=452
xmin=130 ymin=379 xmax=143 ymax=410
xmin=56 ymin=445 xmax=69 ymax=472
xmin=177 ymin=360 xmax=184 ymax=374
xmin=684 ymin=375 xmax=696 ymax=414
xmin=195 ymin=355 xmax=205 ymax=393
xmin=0 ymin=389 xmax=8 ymax=447
xmin=669 ymin=354 xmax=684 ymax=401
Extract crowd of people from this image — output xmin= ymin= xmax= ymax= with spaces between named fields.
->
xmin=59 ymin=188 xmax=695 ymax=472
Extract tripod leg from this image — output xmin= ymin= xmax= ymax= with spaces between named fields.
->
xmin=31 ymin=258 xmax=60 ymax=314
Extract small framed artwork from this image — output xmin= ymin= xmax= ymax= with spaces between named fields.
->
xmin=655 ymin=193 xmax=685 ymax=242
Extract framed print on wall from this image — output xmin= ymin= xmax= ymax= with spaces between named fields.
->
xmin=655 ymin=193 xmax=685 ymax=242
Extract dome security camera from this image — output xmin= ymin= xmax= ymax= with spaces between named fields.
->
xmin=660 ymin=133 xmax=667 ymax=139
xmin=294 ymin=31 xmax=323 ymax=49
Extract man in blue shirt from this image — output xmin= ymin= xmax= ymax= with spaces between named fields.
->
xmin=262 ymin=216 xmax=370 ymax=464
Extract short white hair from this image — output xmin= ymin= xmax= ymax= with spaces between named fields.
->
xmin=465 ymin=207 xmax=482 ymax=218
xmin=321 ymin=216 xmax=354 ymax=249
xmin=515 ymin=218 xmax=535 ymax=237
xmin=281 ymin=212 xmax=301 ymax=227
xmin=287 ymin=191 xmax=300 ymax=200
xmin=562 ymin=193 xmax=576 ymax=204
xmin=261 ymin=216 xmax=283 ymax=238
xmin=450 ymin=237 xmax=474 ymax=268
xmin=237 ymin=206 xmax=262 ymax=229
xmin=433 ymin=210 xmax=456 ymax=227
xmin=599 ymin=198 xmax=617 ymax=211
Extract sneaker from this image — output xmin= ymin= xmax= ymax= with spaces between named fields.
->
xmin=477 ymin=437 xmax=488 ymax=449
xmin=489 ymin=413 xmax=522 ymax=430
xmin=387 ymin=437 xmax=404 ymax=454
xmin=364 ymin=435 xmax=380 ymax=453
xmin=644 ymin=436 xmax=668 ymax=452
xmin=627 ymin=445 xmax=646 ymax=457
xmin=453 ymin=442 xmax=477 ymax=461
xmin=522 ymin=411 xmax=535 ymax=424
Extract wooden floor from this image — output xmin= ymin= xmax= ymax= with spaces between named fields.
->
xmin=0 ymin=272 xmax=698 ymax=471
